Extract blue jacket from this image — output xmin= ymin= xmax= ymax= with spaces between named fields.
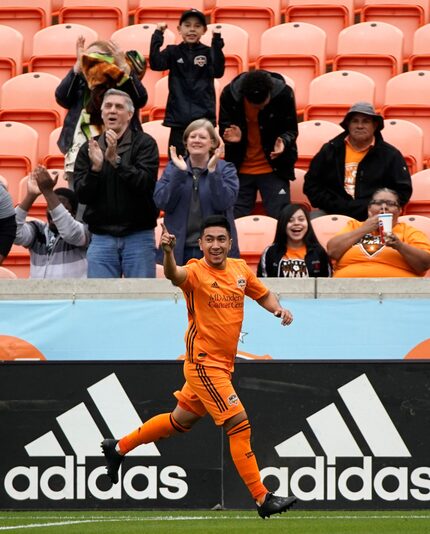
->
xmin=153 ymin=158 xmax=240 ymax=265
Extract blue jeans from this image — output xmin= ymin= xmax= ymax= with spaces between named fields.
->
xmin=87 ymin=230 xmax=156 ymax=278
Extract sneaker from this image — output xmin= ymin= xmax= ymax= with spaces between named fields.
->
xmin=101 ymin=439 xmax=124 ymax=484
xmin=257 ymin=493 xmax=297 ymax=519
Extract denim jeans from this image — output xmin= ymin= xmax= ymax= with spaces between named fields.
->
xmin=87 ymin=230 xmax=156 ymax=278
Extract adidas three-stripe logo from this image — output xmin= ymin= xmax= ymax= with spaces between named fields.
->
xmin=275 ymin=374 xmax=411 ymax=462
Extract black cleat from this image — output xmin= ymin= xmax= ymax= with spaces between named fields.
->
xmin=101 ymin=439 xmax=124 ymax=484
xmin=257 ymin=493 xmax=297 ymax=519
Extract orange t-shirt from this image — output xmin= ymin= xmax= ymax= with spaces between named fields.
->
xmin=344 ymin=137 xmax=373 ymax=198
xmin=239 ymin=100 xmax=273 ymax=175
xmin=179 ymin=258 xmax=269 ymax=371
xmin=334 ymin=220 xmax=430 ymax=277
xmin=279 ymin=244 xmax=309 ymax=277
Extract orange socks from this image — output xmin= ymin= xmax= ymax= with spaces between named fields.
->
xmin=227 ymin=419 xmax=267 ymax=502
xmin=118 ymin=413 xmax=190 ymax=455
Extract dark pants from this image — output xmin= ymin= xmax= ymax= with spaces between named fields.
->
xmin=168 ymin=127 xmax=186 ymax=158
xmin=234 ymin=172 xmax=291 ymax=219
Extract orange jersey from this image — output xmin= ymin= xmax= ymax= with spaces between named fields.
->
xmin=179 ymin=258 xmax=269 ymax=372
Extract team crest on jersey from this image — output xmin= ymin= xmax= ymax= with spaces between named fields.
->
xmin=237 ymin=276 xmax=246 ymax=290
xmin=194 ymin=55 xmax=207 ymax=67
xmin=359 ymin=233 xmax=385 ymax=256
xmin=227 ymin=393 xmax=239 ymax=406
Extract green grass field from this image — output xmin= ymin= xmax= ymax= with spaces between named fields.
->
xmin=1 ymin=510 xmax=429 ymax=533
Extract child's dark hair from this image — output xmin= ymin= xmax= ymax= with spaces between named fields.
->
xmin=273 ymin=204 xmax=324 ymax=253
xmin=242 ymin=70 xmax=274 ymax=104
xmin=200 ymin=215 xmax=231 ymax=236
xmin=54 ymin=188 xmax=79 ymax=215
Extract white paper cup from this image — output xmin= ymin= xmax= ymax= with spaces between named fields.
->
xmin=378 ymin=213 xmax=393 ymax=234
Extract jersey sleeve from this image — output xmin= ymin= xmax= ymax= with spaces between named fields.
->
xmin=244 ymin=263 xmax=270 ymax=300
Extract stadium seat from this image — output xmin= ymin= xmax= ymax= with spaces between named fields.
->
xmin=333 ymin=22 xmax=404 ymax=109
xmin=42 ymin=127 xmax=65 ymax=170
xmin=0 ymin=266 xmax=17 ymax=279
xmin=0 ymin=121 xmax=38 ymax=205
xmin=409 ymin=24 xmax=430 ymax=71
xmin=360 ymin=0 xmax=428 ymax=59
xmin=0 ymin=25 xmax=24 ymax=90
xmin=284 ymin=0 xmax=354 ymax=61
xmin=111 ymin=24 xmax=175 ymax=117
xmin=18 ymin=169 xmax=69 ymax=220
xmin=296 ymin=120 xmax=343 ymax=171
xmin=290 ymin=168 xmax=312 ymax=211
xmin=141 ymin=119 xmax=170 ymax=178
xmin=201 ymin=23 xmax=249 ymax=92
xmin=235 ymin=214 xmax=278 ymax=272
xmin=255 ymin=22 xmax=327 ymax=113
xmin=311 ymin=213 xmax=352 ymax=249
xmin=403 ymin=169 xmax=430 ymax=217
xmin=1 ymin=244 xmax=30 ymax=278
xmin=398 ymin=214 xmax=430 ymax=239
xmin=382 ymin=71 xmax=430 ymax=167
xmin=382 ymin=119 xmax=424 ymax=174
xmin=211 ymin=0 xmax=281 ymax=64
xmin=303 ymin=70 xmax=375 ymax=122
xmin=0 ymin=0 xmax=52 ymax=64
xmin=0 ymin=72 xmax=64 ymax=163
xmin=29 ymin=23 xmax=98 ymax=79
xmin=59 ymin=0 xmax=128 ymax=40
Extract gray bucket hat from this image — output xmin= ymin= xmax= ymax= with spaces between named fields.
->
xmin=340 ymin=102 xmax=384 ymax=132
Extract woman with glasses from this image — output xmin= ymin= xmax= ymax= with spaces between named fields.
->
xmin=327 ymin=188 xmax=430 ymax=277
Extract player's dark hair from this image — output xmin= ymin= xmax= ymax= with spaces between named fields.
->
xmin=200 ymin=215 xmax=231 ymax=236
xmin=241 ymin=70 xmax=274 ymax=104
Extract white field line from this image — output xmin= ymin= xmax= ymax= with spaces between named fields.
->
xmin=0 ymin=514 xmax=430 ymax=530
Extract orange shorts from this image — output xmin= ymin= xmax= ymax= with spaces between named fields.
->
xmin=174 ymin=361 xmax=245 ymax=426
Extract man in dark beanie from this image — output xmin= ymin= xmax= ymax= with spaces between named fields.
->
xmin=304 ymin=102 xmax=412 ymax=220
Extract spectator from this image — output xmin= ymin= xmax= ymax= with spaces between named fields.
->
xmin=219 ymin=70 xmax=298 ymax=219
xmin=56 ymin=37 xmax=147 ymax=189
xmin=74 ymin=89 xmax=159 ymax=278
xmin=14 ymin=166 xmax=89 ymax=278
xmin=153 ymin=118 xmax=239 ymax=265
xmin=327 ymin=188 xmax=430 ymax=277
xmin=258 ymin=204 xmax=331 ymax=277
xmin=150 ymin=9 xmax=225 ymax=155
xmin=303 ymin=102 xmax=412 ymax=221
xmin=0 ymin=182 xmax=17 ymax=265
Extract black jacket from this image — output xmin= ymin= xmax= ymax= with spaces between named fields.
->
xmin=257 ymin=243 xmax=331 ymax=277
xmin=303 ymin=131 xmax=412 ymax=221
xmin=150 ymin=31 xmax=224 ymax=128
xmin=73 ymin=129 xmax=159 ymax=236
xmin=55 ymin=69 xmax=148 ymax=154
xmin=219 ymin=72 xmax=298 ymax=181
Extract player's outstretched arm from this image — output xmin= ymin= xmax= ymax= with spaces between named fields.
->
xmin=257 ymin=291 xmax=293 ymax=326
xmin=160 ymin=223 xmax=187 ymax=285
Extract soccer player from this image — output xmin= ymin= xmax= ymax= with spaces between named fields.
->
xmin=101 ymin=214 xmax=297 ymax=519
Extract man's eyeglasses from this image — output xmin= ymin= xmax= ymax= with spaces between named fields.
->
xmin=369 ymin=199 xmax=399 ymax=208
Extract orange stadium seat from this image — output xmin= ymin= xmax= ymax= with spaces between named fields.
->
xmin=29 ymin=23 xmax=98 ymax=79
xmin=333 ymin=21 xmax=404 ymax=109
xmin=290 ymin=168 xmax=312 ymax=211
xmin=0 ymin=0 xmax=52 ymax=64
xmin=201 ymin=23 xmax=249 ymax=92
xmin=284 ymin=0 xmax=354 ymax=61
xmin=0 ymin=266 xmax=18 ymax=279
xmin=2 ymin=244 xmax=30 ymax=278
xmin=398 ymin=214 xmax=430 ymax=239
xmin=304 ymin=70 xmax=375 ymax=122
xmin=0 ymin=73 xmax=64 ymax=163
xmin=296 ymin=120 xmax=343 ymax=171
xmin=311 ymin=213 xmax=352 ymax=249
xmin=255 ymin=22 xmax=327 ymax=114
xmin=409 ymin=24 xmax=430 ymax=71
xmin=360 ymin=0 xmax=428 ymax=59
xmin=0 ymin=121 xmax=38 ymax=205
xmin=141 ymin=119 xmax=170 ymax=178
xmin=211 ymin=0 xmax=281 ymax=64
xmin=235 ymin=214 xmax=278 ymax=272
xmin=382 ymin=119 xmax=424 ymax=174
xmin=18 ymin=169 xmax=69 ymax=220
xmin=59 ymin=0 xmax=128 ymax=40
xmin=111 ymin=23 xmax=175 ymax=117
xmin=403 ymin=169 xmax=430 ymax=217
xmin=382 ymin=71 xmax=430 ymax=167
xmin=0 ymin=25 xmax=24 ymax=90
xmin=42 ymin=127 xmax=65 ymax=169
